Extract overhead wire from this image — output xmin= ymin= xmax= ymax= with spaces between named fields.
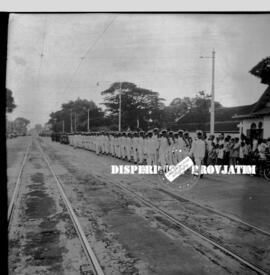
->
xmin=35 ymin=15 xmax=228 ymax=114
xmin=61 ymin=15 xmax=118 ymax=96
xmin=36 ymin=16 xmax=48 ymax=90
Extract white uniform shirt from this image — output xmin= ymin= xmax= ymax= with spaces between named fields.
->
xmin=152 ymin=135 xmax=160 ymax=151
xmin=159 ymin=137 xmax=169 ymax=151
xmin=138 ymin=137 xmax=144 ymax=152
xmin=177 ymin=137 xmax=185 ymax=150
xmin=190 ymin=139 xmax=206 ymax=159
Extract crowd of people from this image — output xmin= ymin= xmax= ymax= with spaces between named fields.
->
xmin=53 ymin=129 xmax=270 ymax=175
xmin=67 ymin=129 xmax=202 ymax=167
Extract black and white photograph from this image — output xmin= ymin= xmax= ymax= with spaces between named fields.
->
xmin=5 ymin=13 xmax=270 ymax=274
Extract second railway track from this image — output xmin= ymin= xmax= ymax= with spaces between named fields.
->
xmin=109 ymin=179 xmax=270 ymax=275
xmin=39 ymin=137 xmax=270 ymax=275
xmin=42 ymin=137 xmax=270 ymax=236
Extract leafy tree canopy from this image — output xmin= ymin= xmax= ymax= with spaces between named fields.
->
xmin=14 ymin=117 xmax=30 ymax=126
xmin=6 ymin=88 xmax=16 ymax=113
xmin=163 ymin=91 xmax=222 ymax=127
xmin=13 ymin=117 xmax=30 ymax=134
xmin=48 ymin=84 xmax=223 ymax=132
xmin=101 ymin=82 xmax=165 ymax=130
xmin=48 ymin=98 xmax=107 ymax=132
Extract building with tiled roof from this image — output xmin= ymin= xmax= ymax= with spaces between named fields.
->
xmin=175 ymin=86 xmax=270 ymax=139
xmin=234 ymin=85 xmax=270 ymax=139
xmin=175 ymin=104 xmax=254 ymax=134
xmin=176 ymin=57 xmax=270 ymax=139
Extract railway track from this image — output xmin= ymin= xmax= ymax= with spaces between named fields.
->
xmin=8 ymin=139 xmax=32 ymax=229
xmin=42 ymin=137 xmax=270 ymax=236
xmin=8 ymin=138 xmax=104 ymax=275
xmin=36 ymin=140 xmax=105 ymax=275
xmin=156 ymin=186 xmax=270 ymax=236
xmin=39 ymin=138 xmax=270 ymax=275
xmin=109 ymin=179 xmax=269 ymax=275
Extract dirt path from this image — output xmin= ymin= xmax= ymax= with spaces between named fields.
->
xmin=9 ymin=139 xmax=88 ymax=274
xmin=39 ymin=137 xmax=259 ymax=275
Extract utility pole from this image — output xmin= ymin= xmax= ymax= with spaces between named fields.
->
xmin=75 ymin=112 xmax=77 ymax=132
xmin=53 ymin=118 xmax=57 ymax=132
xmin=118 ymin=82 xmax=122 ymax=132
xmin=62 ymin=120 xmax=65 ymax=133
xmin=210 ymin=49 xmax=215 ymax=135
xmin=87 ymin=108 xmax=90 ymax=132
xmin=70 ymin=109 xmax=73 ymax=133
xmin=200 ymin=49 xmax=215 ymax=135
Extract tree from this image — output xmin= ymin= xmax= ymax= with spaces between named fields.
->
xmin=163 ymin=97 xmax=193 ymax=123
xmin=101 ymin=82 xmax=165 ymax=130
xmin=194 ymin=90 xmax=222 ymax=109
xmin=162 ymin=91 xmax=222 ymax=128
xmin=48 ymin=98 xmax=106 ymax=132
xmin=35 ymin=124 xmax=43 ymax=133
xmin=6 ymin=88 xmax=16 ymax=113
xmin=14 ymin=117 xmax=30 ymax=135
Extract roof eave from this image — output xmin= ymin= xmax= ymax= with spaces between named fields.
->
xmin=233 ymin=112 xmax=270 ymax=119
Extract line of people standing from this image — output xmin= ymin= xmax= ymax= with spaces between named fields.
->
xmin=67 ymin=129 xmax=206 ymax=168
xmin=59 ymin=130 xmax=270 ymax=173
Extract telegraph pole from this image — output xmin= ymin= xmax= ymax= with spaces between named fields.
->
xmin=200 ymin=49 xmax=215 ymax=135
xmin=118 ymin=82 xmax=122 ymax=132
xmin=75 ymin=112 xmax=77 ymax=132
xmin=53 ymin=118 xmax=57 ymax=132
xmin=210 ymin=49 xmax=215 ymax=135
xmin=70 ymin=109 xmax=73 ymax=133
xmin=62 ymin=120 xmax=65 ymax=133
xmin=87 ymin=108 xmax=90 ymax=132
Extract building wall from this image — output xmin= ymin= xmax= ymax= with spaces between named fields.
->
xmin=242 ymin=118 xmax=262 ymax=134
xmin=264 ymin=115 xmax=270 ymax=138
xmin=189 ymin=132 xmax=240 ymax=140
xmin=242 ymin=116 xmax=270 ymax=139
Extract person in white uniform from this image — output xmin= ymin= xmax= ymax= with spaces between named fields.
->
xmin=126 ymin=132 xmax=132 ymax=161
xmin=138 ymin=131 xmax=145 ymax=164
xmin=176 ymin=130 xmax=186 ymax=162
xmin=159 ymin=130 xmax=170 ymax=167
xmin=152 ymin=128 xmax=160 ymax=165
xmin=132 ymin=132 xmax=139 ymax=163
xmin=189 ymin=130 xmax=206 ymax=176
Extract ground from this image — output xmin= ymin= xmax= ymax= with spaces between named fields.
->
xmin=7 ymin=136 xmax=270 ymax=274
xmin=8 ymin=138 xmax=88 ymax=274
xmin=181 ymin=174 xmax=270 ymax=232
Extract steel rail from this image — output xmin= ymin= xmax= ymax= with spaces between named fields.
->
xmin=8 ymin=139 xmax=32 ymax=228
xmin=157 ymin=186 xmax=270 ymax=237
xmin=109 ymin=180 xmax=269 ymax=275
xmin=41 ymin=137 xmax=270 ymax=237
xmin=36 ymin=140 xmax=104 ymax=275
xmin=40 ymin=137 xmax=270 ymax=274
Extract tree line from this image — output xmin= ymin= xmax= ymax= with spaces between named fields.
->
xmin=49 ymin=56 xmax=270 ymax=133
xmin=6 ymin=88 xmax=30 ymax=135
xmin=6 ymin=57 xmax=269 ymax=134
xmin=49 ymin=82 xmax=222 ymax=132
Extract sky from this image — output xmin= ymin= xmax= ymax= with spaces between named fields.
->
xmin=6 ymin=13 xmax=270 ymax=128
